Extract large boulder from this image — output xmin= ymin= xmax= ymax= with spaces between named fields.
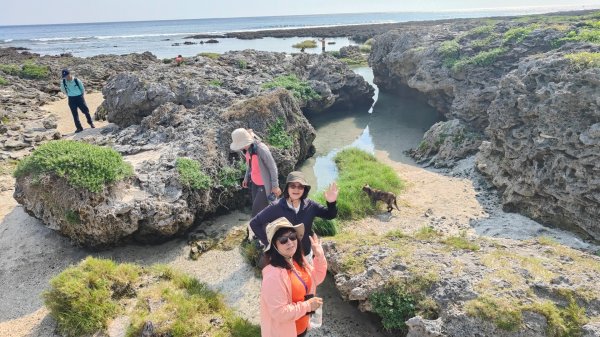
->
xmin=12 ymin=50 xmax=374 ymax=247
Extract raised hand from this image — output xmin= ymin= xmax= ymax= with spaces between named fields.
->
xmin=309 ymin=233 xmax=324 ymax=258
xmin=324 ymin=182 xmax=338 ymax=203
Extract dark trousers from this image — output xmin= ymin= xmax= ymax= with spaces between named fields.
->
xmin=250 ymin=182 xmax=269 ymax=217
xmin=68 ymin=95 xmax=93 ymax=130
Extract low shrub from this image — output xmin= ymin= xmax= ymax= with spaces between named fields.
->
xmin=218 ymin=160 xmax=246 ymax=188
xmin=209 ymin=79 xmax=223 ymax=87
xmin=438 ymin=40 xmax=460 ymax=61
xmin=20 ymin=61 xmax=51 ymax=79
xmin=43 ymin=257 xmax=142 ymax=336
xmin=44 ymin=257 xmax=260 ymax=337
xmin=465 ymin=296 xmax=523 ymax=331
xmin=503 ymin=24 xmax=538 ymax=44
xmin=565 ymin=52 xmax=600 ymax=69
xmin=237 ymin=59 xmax=248 ymax=69
xmin=176 ymin=157 xmax=212 ymax=190
xmin=327 ymin=50 xmax=341 ymax=58
xmin=443 ymin=235 xmax=480 ymax=251
xmin=262 ymin=74 xmax=320 ymax=102
xmin=266 ymin=117 xmax=294 ymax=149
xmin=292 ymin=40 xmax=317 ymax=49
xmin=162 ymin=58 xmax=173 ymax=64
xmin=370 ymin=282 xmax=416 ymax=330
xmin=339 ymin=57 xmax=368 ymax=66
xmin=198 ymin=52 xmax=221 ymax=59
xmin=0 ymin=63 xmax=20 ymax=76
xmin=359 ymin=44 xmax=371 ymax=53
xmin=14 ymin=140 xmax=133 ymax=193
xmin=315 ymin=148 xmax=404 ymax=220
xmin=0 ymin=76 xmax=7 ymax=85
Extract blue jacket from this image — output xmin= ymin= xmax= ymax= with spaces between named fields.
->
xmin=250 ymin=198 xmax=337 ymax=255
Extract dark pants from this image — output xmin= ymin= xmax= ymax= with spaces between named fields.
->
xmin=68 ymin=95 xmax=93 ymax=130
xmin=250 ymin=182 xmax=269 ymax=217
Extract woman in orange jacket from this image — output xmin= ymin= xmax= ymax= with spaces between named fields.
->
xmin=260 ymin=217 xmax=327 ymax=337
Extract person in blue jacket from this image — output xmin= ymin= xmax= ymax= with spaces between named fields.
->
xmin=60 ymin=69 xmax=94 ymax=133
xmin=250 ymin=171 xmax=338 ymax=258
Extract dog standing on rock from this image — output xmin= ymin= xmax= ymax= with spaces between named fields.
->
xmin=362 ymin=184 xmax=400 ymax=213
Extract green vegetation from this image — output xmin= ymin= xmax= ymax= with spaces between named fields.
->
xmin=470 ymin=34 xmax=498 ymax=49
xmin=438 ymin=40 xmax=460 ymax=67
xmin=266 ymin=117 xmax=294 ymax=149
xmin=466 ymin=296 xmax=588 ymax=336
xmin=465 ymin=296 xmax=523 ymax=331
xmin=316 ymin=148 xmax=404 ymax=220
xmin=0 ymin=62 xmax=50 ymax=79
xmin=240 ymin=240 xmax=263 ymax=277
xmin=565 ymin=52 xmax=600 ymax=69
xmin=503 ymin=24 xmax=538 ymax=44
xmin=443 ymin=234 xmax=480 ymax=251
xmin=198 ymin=52 xmax=221 ymax=59
xmin=0 ymin=76 xmax=8 ymax=85
xmin=313 ymin=218 xmax=338 ymax=237
xmin=43 ymin=257 xmax=259 ymax=337
xmin=237 ymin=59 xmax=248 ymax=69
xmin=43 ymin=257 xmax=142 ymax=336
xmin=452 ymin=47 xmax=507 ymax=71
xmin=326 ymin=50 xmax=341 ymax=58
xmin=359 ymin=44 xmax=372 ymax=53
xmin=262 ymin=74 xmax=320 ymax=102
xmin=217 ymin=160 xmax=246 ymax=188
xmin=339 ymin=57 xmax=368 ymax=66
xmin=162 ymin=58 xmax=173 ymax=64
xmin=561 ymin=29 xmax=600 ymax=44
xmin=65 ymin=209 xmax=81 ymax=225
xmin=14 ymin=140 xmax=133 ymax=193
xmin=370 ymin=275 xmax=438 ymax=331
xmin=175 ymin=157 xmax=211 ymax=190
xmin=292 ymin=40 xmax=317 ymax=49
xmin=413 ymin=226 xmax=442 ymax=240
xmin=0 ymin=63 xmax=21 ymax=76
xmin=209 ymin=79 xmax=223 ymax=87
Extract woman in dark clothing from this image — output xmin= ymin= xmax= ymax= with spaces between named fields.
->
xmin=250 ymin=171 xmax=338 ymax=257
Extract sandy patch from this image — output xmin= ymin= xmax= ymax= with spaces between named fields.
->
xmin=40 ymin=92 xmax=107 ymax=136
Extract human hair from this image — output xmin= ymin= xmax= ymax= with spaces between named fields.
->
xmin=282 ymin=182 xmax=310 ymax=200
xmin=266 ymin=227 xmax=304 ymax=269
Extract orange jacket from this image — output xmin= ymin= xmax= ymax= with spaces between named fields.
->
xmin=260 ymin=254 xmax=327 ymax=337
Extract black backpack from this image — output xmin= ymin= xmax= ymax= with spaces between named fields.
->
xmin=63 ymin=77 xmax=84 ymax=95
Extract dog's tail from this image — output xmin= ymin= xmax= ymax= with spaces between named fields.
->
xmin=394 ymin=198 xmax=400 ymax=211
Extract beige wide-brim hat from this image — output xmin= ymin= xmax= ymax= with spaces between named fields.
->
xmin=230 ymin=128 xmax=253 ymax=151
xmin=264 ymin=217 xmax=305 ymax=252
xmin=285 ymin=171 xmax=311 ymax=195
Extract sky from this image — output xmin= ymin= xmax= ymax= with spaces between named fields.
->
xmin=2 ymin=0 xmax=600 ymax=26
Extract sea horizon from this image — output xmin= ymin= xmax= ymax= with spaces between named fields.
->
xmin=1 ymin=5 xmax=598 ymax=59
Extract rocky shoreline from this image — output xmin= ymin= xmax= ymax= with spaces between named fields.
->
xmin=2 ymin=8 xmax=600 ymax=337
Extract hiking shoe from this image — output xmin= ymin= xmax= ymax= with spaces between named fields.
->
xmin=75 ymin=128 xmax=84 ymax=133
xmin=90 ymin=123 xmax=95 ymax=128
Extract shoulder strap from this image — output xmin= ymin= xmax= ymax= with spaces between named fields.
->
xmin=74 ymin=78 xmax=83 ymax=93
xmin=62 ymin=78 xmax=68 ymax=95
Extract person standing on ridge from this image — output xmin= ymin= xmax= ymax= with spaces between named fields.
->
xmin=60 ymin=69 xmax=94 ymax=133
xmin=319 ymin=38 xmax=326 ymax=52
xmin=230 ymin=128 xmax=282 ymax=217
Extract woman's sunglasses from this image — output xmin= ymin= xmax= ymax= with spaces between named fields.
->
xmin=288 ymin=183 xmax=305 ymax=190
xmin=277 ymin=232 xmax=298 ymax=244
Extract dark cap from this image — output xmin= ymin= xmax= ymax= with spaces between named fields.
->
xmin=61 ymin=69 xmax=70 ymax=78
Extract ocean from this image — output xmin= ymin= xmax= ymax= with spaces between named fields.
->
xmin=0 ymin=6 xmax=596 ymax=59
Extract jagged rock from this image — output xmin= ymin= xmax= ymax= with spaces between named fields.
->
xmin=11 ymin=49 xmax=373 ymax=247
xmin=406 ymin=316 xmax=445 ymax=337
xmin=583 ymin=322 xmax=600 ymax=337
xmin=369 ymin=17 xmax=600 ymax=239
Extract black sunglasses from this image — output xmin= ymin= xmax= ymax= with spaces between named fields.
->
xmin=277 ymin=232 xmax=298 ymax=245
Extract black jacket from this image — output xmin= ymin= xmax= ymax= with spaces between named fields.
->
xmin=250 ymin=197 xmax=337 ymax=255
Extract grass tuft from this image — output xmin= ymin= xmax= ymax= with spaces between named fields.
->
xmin=266 ymin=117 xmax=294 ymax=149
xmin=262 ymin=74 xmax=320 ymax=102
xmin=315 ymin=148 xmax=404 ymax=220
xmin=565 ymin=52 xmax=600 ymax=70
xmin=175 ymin=157 xmax=212 ymax=190
xmin=198 ymin=52 xmax=220 ymax=59
xmin=292 ymin=40 xmax=317 ymax=49
xmin=14 ymin=140 xmax=133 ymax=193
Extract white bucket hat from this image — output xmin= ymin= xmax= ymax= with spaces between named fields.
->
xmin=264 ymin=217 xmax=305 ymax=252
xmin=230 ymin=128 xmax=254 ymax=151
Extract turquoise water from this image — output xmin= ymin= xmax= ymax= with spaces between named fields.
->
xmin=299 ymin=67 xmax=442 ymax=191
